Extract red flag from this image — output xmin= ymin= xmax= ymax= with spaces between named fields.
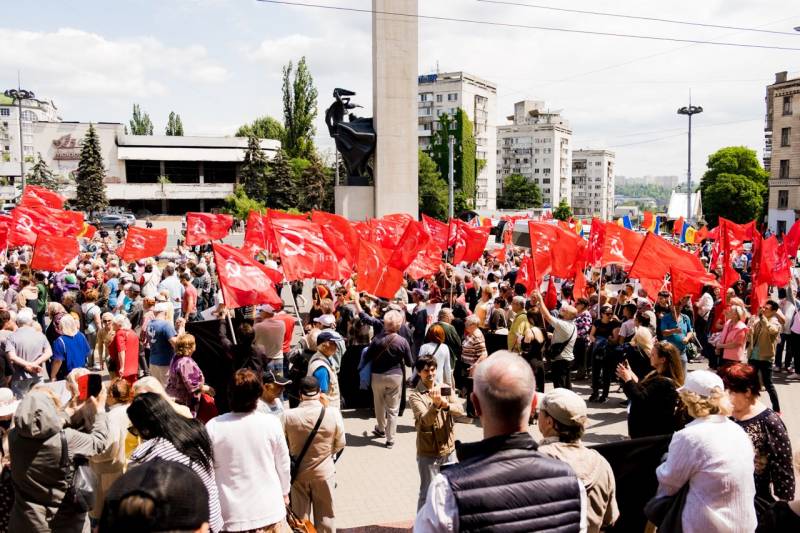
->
xmin=311 ymin=210 xmax=359 ymax=274
xmin=355 ymin=240 xmax=404 ymax=298
xmin=573 ymin=268 xmax=587 ymax=299
xmin=784 ymin=219 xmax=800 ymax=258
xmin=30 ymin=233 xmax=79 ymax=271
xmin=749 ymin=232 xmax=765 ymax=314
xmin=670 ymin=267 xmax=717 ymax=303
xmin=369 ymin=217 xmax=409 ymax=250
xmin=587 ymin=218 xmax=606 ymax=267
xmin=10 ymin=205 xmax=84 ymax=247
xmin=352 ymin=221 xmax=372 ymax=241
xmin=185 ymin=212 xmax=233 ymax=246
xmin=545 ymin=277 xmax=558 ymax=309
xmin=759 ymin=236 xmax=791 ymax=287
xmin=212 ymin=243 xmax=282 ymax=309
xmin=406 ymin=240 xmax=443 ymax=280
xmin=642 ymin=211 xmax=654 ymax=231
xmin=0 ymin=218 xmax=8 ymax=251
xmin=516 ymin=256 xmax=537 ymax=294
xmin=489 ymin=247 xmax=506 ymax=263
xmin=242 ymin=210 xmax=270 ymax=255
xmin=717 ymin=217 xmax=755 ymax=253
xmin=118 ymin=226 xmax=167 ymax=263
xmin=601 ymin=223 xmax=644 ymax=268
xmin=719 ymin=218 xmax=741 ymax=291
xmin=695 ymin=226 xmax=709 ymax=243
xmin=388 ymin=220 xmax=430 ymax=271
xmin=78 ymin=223 xmax=97 ymax=240
xmin=452 ymin=220 xmax=490 ymax=264
xmin=422 ymin=214 xmax=450 ymax=251
xmin=629 ymin=232 xmax=705 ymax=281
xmin=271 ymin=218 xmax=339 ymax=281
xmin=672 ymin=217 xmax=685 ymax=236
xmin=20 ymin=185 xmax=65 ymax=209
xmin=550 ymin=226 xmax=584 ymax=279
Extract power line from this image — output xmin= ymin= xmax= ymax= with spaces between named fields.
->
xmin=574 ymin=117 xmax=762 ymax=144
xmin=606 ymin=132 xmax=686 ymax=148
xmin=476 ymin=0 xmax=800 ymax=36
xmin=256 ymin=0 xmax=800 ymax=51
xmin=594 ymin=118 xmax=762 ymax=148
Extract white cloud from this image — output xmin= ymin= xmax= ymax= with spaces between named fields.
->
xmin=0 ymin=28 xmax=228 ymax=98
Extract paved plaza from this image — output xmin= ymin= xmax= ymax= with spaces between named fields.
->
xmin=334 ymin=367 xmax=800 ymax=530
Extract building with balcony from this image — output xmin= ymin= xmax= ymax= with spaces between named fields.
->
xmin=497 ymin=100 xmax=572 ymax=209
xmin=766 ymin=71 xmax=800 ymax=235
xmin=572 ymin=149 xmax=615 ymax=220
xmin=8 ymin=120 xmax=279 ymax=214
xmin=417 ymin=71 xmax=497 ymax=210
xmin=0 ymin=92 xmax=61 ymax=184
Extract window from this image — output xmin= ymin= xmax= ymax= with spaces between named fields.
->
xmin=543 ymin=168 xmax=551 ymax=174
xmin=781 ymin=127 xmax=791 ymax=147
xmin=0 ymin=109 xmax=9 ymax=117
xmin=595 ymin=161 xmax=601 ymax=166
xmin=448 ymin=93 xmax=458 ymax=101
xmin=436 ymin=94 xmax=443 ymax=103
xmin=783 ymin=96 xmax=793 ymax=116
xmin=420 ymin=93 xmax=431 ymax=102
xmin=778 ymin=189 xmax=789 ymax=209
xmin=780 ymin=159 xmax=790 ymax=179
xmin=778 ymin=220 xmax=787 ymax=236
xmin=543 ymin=178 xmax=551 ymax=184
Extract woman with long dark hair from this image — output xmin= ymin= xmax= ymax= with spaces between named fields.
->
xmin=127 ymin=392 xmax=223 ymax=532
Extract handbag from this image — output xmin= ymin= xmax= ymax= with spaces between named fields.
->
xmin=286 ymin=503 xmax=317 ymax=533
xmin=644 ymin=483 xmax=689 ymax=533
xmin=60 ymin=431 xmax=97 ymax=513
xmin=290 ymin=406 xmax=326 ymax=484
xmin=546 ymin=325 xmax=577 ymax=361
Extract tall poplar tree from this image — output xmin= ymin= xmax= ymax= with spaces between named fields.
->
xmin=165 ymin=112 xmax=184 ymax=136
xmin=128 ymin=104 xmax=154 ymax=135
xmin=74 ymin=124 xmax=108 ymax=214
xmin=282 ymin=57 xmax=318 ymax=159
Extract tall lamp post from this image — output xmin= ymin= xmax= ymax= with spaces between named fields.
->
xmin=677 ymin=102 xmax=703 ymax=222
xmin=4 ymin=88 xmax=35 ymax=192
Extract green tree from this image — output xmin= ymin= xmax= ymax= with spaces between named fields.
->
xmin=427 ymin=108 xmax=477 ymax=208
xmin=701 ymin=146 xmax=769 ymax=227
xmin=282 ymin=57 xmax=318 ymax=159
xmin=298 ymin=156 xmax=332 ymax=212
xmin=235 ymin=116 xmax=285 ymax=143
xmin=552 ymin=198 xmax=573 ymax=221
xmin=239 ymin=136 xmax=270 ymax=203
xmin=223 ymin=185 xmax=265 ymax=221
xmin=497 ymin=174 xmax=541 ymax=210
xmin=267 ymin=149 xmax=298 ymax=210
xmin=127 ymin=104 xmax=154 ymax=135
xmin=26 ymin=153 xmax=60 ymax=191
xmin=165 ymin=112 xmax=184 ymax=136
xmin=703 ymin=173 xmax=765 ymax=226
xmin=418 ymin=150 xmax=449 ymax=220
xmin=74 ymin=124 xmax=108 ymax=214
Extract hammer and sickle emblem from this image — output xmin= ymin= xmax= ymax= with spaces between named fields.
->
xmin=129 ymin=233 xmax=146 ymax=249
xmin=192 ymin=219 xmax=208 ymax=235
xmin=609 ymin=236 xmax=624 ymax=259
xmin=280 ymin=229 xmax=306 ymax=257
xmin=224 ymin=259 xmax=241 ymax=278
xmin=17 ymin=214 xmax=33 ymax=232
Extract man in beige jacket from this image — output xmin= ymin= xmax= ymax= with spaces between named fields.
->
xmin=408 ymin=355 xmax=465 ymax=510
xmin=284 ymin=376 xmax=346 ymax=533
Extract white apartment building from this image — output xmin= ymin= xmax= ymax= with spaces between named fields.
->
xmin=1 ymin=92 xmax=61 ymax=188
xmin=572 ymin=149 xmax=615 ymax=220
xmin=417 ymin=71 xmax=497 ymax=210
xmin=497 ymin=100 xmax=572 ymax=209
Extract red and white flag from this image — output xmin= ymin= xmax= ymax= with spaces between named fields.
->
xmin=213 ymin=243 xmax=283 ymax=309
xmin=184 ymin=212 xmax=233 ymax=246
xmin=118 ymin=226 xmax=167 ymax=263
xmin=9 ymin=205 xmax=84 ymax=247
xmin=30 ymin=233 xmax=79 ymax=272
xmin=19 ymin=185 xmax=65 ymax=209
xmin=271 ymin=217 xmax=339 ymax=281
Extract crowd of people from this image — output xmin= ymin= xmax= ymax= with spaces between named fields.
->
xmin=0 ymin=222 xmax=798 ymax=533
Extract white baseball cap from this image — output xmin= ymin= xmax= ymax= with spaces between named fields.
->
xmin=313 ymin=314 xmax=336 ymax=327
xmin=678 ymin=370 xmax=724 ymax=398
xmin=257 ymin=304 xmax=276 ymax=315
xmin=0 ymin=388 xmax=20 ymax=417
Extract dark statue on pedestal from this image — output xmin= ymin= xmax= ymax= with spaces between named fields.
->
xmin=325 ymin=88 xmax=375 ymax=185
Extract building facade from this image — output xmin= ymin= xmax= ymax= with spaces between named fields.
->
xmin=571 ymin=149 xmax=615 ymax=219
xmin=3 ymin=120 xmax=279 ymax=214
xmin=497 ymin=100 xmax=572 ymax=209
xmin=766 ymin=71 xmax=800 ymax=235
xmin=417 ymin=71 xmax=497 ymax=210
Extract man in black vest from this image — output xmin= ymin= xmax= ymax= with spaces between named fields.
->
xmin=414 ymin=350 xmax=586 ymax=532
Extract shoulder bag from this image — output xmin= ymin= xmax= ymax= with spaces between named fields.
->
xmin=546 ymin=323 xmax=577 ymax=361
xmin=290 ymin=406 xmax=326 ymax=484
xmin=60 ymin=430 xmax=97 ymax=512
xmin=644 ymin=482 xmax=689 ymax=533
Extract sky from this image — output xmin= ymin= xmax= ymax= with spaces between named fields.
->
xmin=2 ymin=0 xmax=798 ymax=180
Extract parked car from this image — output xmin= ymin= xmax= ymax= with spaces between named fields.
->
xmin=93 ymin=214 xmax=131 ymax=229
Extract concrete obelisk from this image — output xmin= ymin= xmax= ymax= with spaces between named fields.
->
xmin=371 ymin=0 xmax=419 ymax=218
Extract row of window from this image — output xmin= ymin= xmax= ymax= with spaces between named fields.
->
xmin=419 ymin=92 xmax=459 ymax=103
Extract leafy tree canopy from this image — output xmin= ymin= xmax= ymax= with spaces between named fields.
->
xmin=701 ymin=146 xmax=768 ymax=193
xmin=552 ymin=198 xmax=573 ymax=221
xmin=700 ymin=146 xmax=768 ymax=227
xmin=497 ymin=174 xmax=541 ymax=210
xmin=223 ymin=185 xmax=265 ymax=221
xmin=282 ymin=57 xmax=318 ymax=159
xmin=703 ymin=173 xmax=765 ymax=227
xmin=239 ymin=136 xmax=270 ymax=203
xmin=26 ymin=153 xmax=60 ymax=191
xmin=127 ymin=104 xmax=153 ymax=135
xmin=236 ymin=116 xmax=285 ymax=143
xmin=418 ymin=150 xmax=449 ymax=220
xmin=165 ymin=112 xmax=184 ymax=136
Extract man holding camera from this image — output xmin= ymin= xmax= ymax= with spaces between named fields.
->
xmin=408 ymin=356 xmax=465 ymax=510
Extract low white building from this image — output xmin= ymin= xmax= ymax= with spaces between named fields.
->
xmin=12 ymin=121 xmax=279 ymax=214
xmin=572 ymin=149 xmax=615 ymax=220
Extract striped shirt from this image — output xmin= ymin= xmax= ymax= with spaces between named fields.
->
xmin=130 ymin=437 xmax=224 ymax=532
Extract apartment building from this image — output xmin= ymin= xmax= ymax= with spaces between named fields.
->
xmin=0 ymin=92 xmax=60 ymax=189
xmin=418 ymin=71 xmax=497 ymax=210
xmin=497 ymin=100 xmax=572 ymax=209
xmin=765 ymin=71 xmax=800 ymax=235
xmin=572 ymin=149 xmax=615 ymax=219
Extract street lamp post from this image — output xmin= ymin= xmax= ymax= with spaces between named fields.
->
xmin=3 ymin=88 xmax=35 ymax=192
xmin=677 ymin=102 xmax=703 ymax=222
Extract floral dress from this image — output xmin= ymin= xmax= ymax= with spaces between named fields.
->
xmin=165 ymin=356 xmax=204 ymax=417
xmin=734 ymin=408 xmax=795 ymax=502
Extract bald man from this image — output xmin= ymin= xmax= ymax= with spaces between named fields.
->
xmin=415 ymin=351 xmax=586 ymax=532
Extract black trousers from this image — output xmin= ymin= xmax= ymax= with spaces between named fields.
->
xmin=591 ymin=342 xmax=619 ymax=397
xmin=551 ymin=359 xmax=572 ymax=390
xmin=750 ymin=359 xmax=781 ymax=412
xmin=776 ymin=333 xmax=790 ymax=369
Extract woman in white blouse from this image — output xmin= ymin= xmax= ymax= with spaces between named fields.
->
xmin=655 ymin=370 xmax=757 ymax=533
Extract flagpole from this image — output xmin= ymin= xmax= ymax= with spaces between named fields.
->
xmin=212 ymin=243 xmax=237 ymax=345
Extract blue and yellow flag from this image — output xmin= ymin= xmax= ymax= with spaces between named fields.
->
xmin=622 ymin=215 xmax=633 ymax=230
xmin=681 ymin=225 xmax=697 ymax=244
xmin=653 ymin=216 xmax=661 ymax=236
